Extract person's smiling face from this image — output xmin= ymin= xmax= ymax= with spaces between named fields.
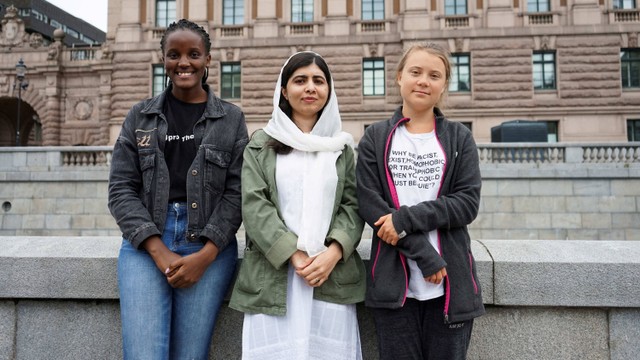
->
xmin=163 ymin=29 xmax=210 ymax=101
xmin=397 ymin=49 xmax=448 ymax=114
xmin=281 ymin=63 xmax=330 ymax=128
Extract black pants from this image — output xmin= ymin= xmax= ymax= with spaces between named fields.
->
xmin=372 ymin=296 xmax=474 ymax=360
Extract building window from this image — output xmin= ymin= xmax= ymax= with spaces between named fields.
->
xmin=32 ymin=9 xmax=48 ymax=23
xmin=629 ymin=120 xmax=640 ymax=141
xmin=545 ymin=121 xmax=559 ymax=142
xmin=621 ymin=49 xmax=640 ymax=88
xmin=533 ymin=51 xmax=556 ymax=90
xmin=450 ymin=53 xmax=471 ymax=92
xmin=223 ymin=0 xmax=244 ymax=25
xmin=363 ymin=58 xmax=385 ymax=96
xmin=152 ymin=64 xmax=166 ymax=97
xmin=613 ymin=0 xmax=636 ymax=9
xmin=50 ymin=19 xmax=63 ymax=29
xmin=65 ymin=27 xmax=79 ymax=39
xmin=445 ymin=0 xmax=467 ymax=15
xmin=460 ymin=122 xmax=472 ymax=131
xmin=362 ymin=0 xmax=385 ymax=20
xmin=292 ymin=0 xmax=314 ymax=22
xmin=156 ymin=0 xmax=176 ymax=28
xmin=527 ymin=0 xmax=550 ymax=12
xmin=221 ymin=62 xmax=241 ymax=99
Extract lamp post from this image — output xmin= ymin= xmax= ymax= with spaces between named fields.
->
xmin=15 ymin=58 xmax=28 ymax=146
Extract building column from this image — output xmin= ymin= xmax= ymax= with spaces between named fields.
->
xmin=325 ymin=0 xmax=350 ymax=36
xmin=572 ymin=0 xmax=602 ymax=25
xmin=402 ymin=0 xmax=430 ymax=31
xmin=42 ymin=74 xmax=61 ymax=146
xmin=485 ymin=0 xmax=515 ymax=28
xmin=115 ymin=0 xmax=142 ymax=42
xmin=187 ymin=0 xmax=209 ymax=23
xmin=254 ymin=0 xmax=279 ymax=38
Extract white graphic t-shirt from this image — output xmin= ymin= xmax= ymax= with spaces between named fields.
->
xmin=389 ymin=125 xmax=446 ymax=300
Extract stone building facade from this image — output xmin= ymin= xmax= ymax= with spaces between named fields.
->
xmin=0 ymin=0 xmax=639 ymax=146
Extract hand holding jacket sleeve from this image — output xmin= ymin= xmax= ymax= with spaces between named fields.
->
xmin=356 ymin=125 xmax=447 ymax=278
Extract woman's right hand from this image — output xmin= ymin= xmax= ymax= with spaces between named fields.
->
xmin=290 ymin=250 xmax=312 ymax=271
xmin=425 ymin=267 xmax=447 ymax=285
xmin=142 ymin=235 xmax=182 ymax=276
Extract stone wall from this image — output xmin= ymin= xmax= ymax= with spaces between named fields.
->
xmin=1 ymin=144 xmax=638 ymax=240
xmin=0 ymin=237 xmax=638 ymax=360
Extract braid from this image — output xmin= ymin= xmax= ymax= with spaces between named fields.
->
xmin=160 ymin=19 xmax=211 ymax=54
xmin=160 ymin=19 xmax=212 ymax=86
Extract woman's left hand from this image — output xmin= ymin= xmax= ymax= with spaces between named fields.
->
xmin=296 ymin=242 xmax=343 ymax=287
xmin=166 ymin=241 xmax=219 ymax=288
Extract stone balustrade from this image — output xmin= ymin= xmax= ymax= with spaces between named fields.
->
xmin=0 ymin=236 xmax=638 ymax=360
xmin=1 ymin=144 xmax=639 ymax=240
xmin=2 ymin=143 xmax=639 ymax=170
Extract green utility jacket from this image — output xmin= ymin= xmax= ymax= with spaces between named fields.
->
xmin=229 ymin=130 xmax=365 ymax=316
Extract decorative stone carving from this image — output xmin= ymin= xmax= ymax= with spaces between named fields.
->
xmin=99 ymin=41 xmax=113 ymax=60
xmin=73 ymin=100 xmax=94 ymax=121
xmin=629 ymin=33 xmax=638 ymax=48
xmin=47 ymin=29 xmax=65 ymax=61
xmin=369 ymin=43 xmax=378 ymax=57
xmin=541 ymin=36 xmax=550 ymax=50
xmin=455 ymin=38 xmax=464 ymax=52
xmin=0 ymin=5 xmax=26 ymax=48
xmin=28 ymin=32 xmax=44 ymax=48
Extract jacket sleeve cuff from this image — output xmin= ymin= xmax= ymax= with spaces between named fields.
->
xmin=392 ymin=206 xmax=413 ymax=238
xmin=265 ymin=231 xmax=298 ymax=269
xmin=201 ymin=224 xmax=230 ymax=251
xmin=326 ymin=228 xmax=355 ymax=260
xmin=418 ymin=257 xmax=448 ymax=278
xmin=129 ymin=223 xmax=161 ymax=249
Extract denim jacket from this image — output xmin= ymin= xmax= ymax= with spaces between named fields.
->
xmin=108 ymin=85 xmax=249 ymax=250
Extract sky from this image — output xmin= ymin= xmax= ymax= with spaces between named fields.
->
xmin=46 ymin=0 xmax=108 ymax=32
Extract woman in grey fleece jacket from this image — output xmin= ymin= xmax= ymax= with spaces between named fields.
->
xmin=356 ymin=43 xmax=484 ymax=360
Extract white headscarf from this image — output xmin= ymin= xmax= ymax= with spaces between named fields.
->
xmin=264 ymin=51 xmax=353 ymax=150
xmin=265 ymin=51 xmax=353 ymax=256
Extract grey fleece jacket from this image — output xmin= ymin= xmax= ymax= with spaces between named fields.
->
xmin=356 ymin=106 xmax=485 ymax=323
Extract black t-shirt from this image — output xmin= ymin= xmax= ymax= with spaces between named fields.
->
xmin=163 ymin=92 xmax=206 ymax=202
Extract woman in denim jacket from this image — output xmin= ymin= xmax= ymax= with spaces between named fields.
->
xmin=108 ymin=19 xmax=248 ymax=359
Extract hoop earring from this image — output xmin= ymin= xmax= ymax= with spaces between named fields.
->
xmin=202 ymin=67 xmax=209 ymax=85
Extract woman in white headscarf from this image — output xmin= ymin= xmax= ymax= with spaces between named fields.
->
xmin=229 ymin=51 xmax=365 ymax=359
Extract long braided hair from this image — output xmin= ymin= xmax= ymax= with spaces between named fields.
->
xmin=160 ymin=19 xmax=212 ymax=86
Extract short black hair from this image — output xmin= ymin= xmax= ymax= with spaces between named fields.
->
xmin=160 ymin=19 xmax=211 ymax=54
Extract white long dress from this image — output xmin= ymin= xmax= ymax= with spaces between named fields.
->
xmin=241 ymin=150 xmax=362 ymax=360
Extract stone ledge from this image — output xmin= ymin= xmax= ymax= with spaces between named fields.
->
xmin=1 ymin=237 xmax=638 ymax=309
xmin=479 ymin=239 xmax=640 ymax=307
xmin=1 ymin=237 xmax=639 ymax=360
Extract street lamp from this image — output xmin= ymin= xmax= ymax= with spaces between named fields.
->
xmin=15 ymin=58 xmax=28 ymax=146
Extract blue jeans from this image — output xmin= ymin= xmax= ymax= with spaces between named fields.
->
xmin=372 ymin=296 xmax=474 ymax=360
xmin=118 ymin=203 xmax=237 ymax=360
